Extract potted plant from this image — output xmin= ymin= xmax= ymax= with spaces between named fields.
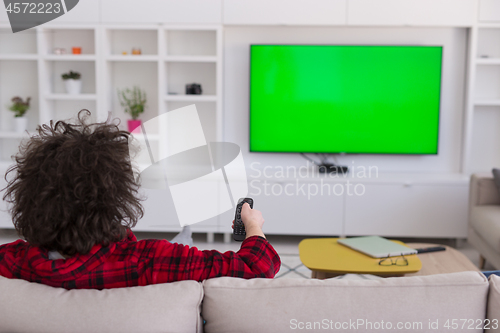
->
xmin=118 ymin=86 xmax=146 ymax=132
xmin=9 ymin=96 xmax=30 ymax=133
xmin=61 ymin=70 xmax=82 ymax=94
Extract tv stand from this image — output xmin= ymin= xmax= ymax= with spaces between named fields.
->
xmin=318 ymin=163 xmax=349 ymax=175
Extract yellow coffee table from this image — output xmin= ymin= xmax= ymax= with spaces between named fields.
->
xmin=299 ymin=238 xmax=422 ymax=278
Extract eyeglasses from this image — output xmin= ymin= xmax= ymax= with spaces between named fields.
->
xmin=378 ymin=254 xmax=409 ymax=266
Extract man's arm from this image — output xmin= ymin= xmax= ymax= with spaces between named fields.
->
xmin=149 ymin=236 xmax=280 ymax=282
xmin=148 ymin=204 xmax=281 ymax=283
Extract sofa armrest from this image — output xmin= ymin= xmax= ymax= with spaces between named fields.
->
xmin=470 ymin=174 xmax=500 ymax=210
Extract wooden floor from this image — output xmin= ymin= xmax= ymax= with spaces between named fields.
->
xmin=405 ymin=243 xmax=479 ymax=276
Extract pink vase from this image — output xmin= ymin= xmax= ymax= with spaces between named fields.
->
xmin=127 ymin=119 xmax=142 ymax=132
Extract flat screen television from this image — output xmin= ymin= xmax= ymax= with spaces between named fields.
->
xmin=249 ymin=45 xmax=443 ymax=154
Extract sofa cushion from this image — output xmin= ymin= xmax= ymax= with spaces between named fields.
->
xmin=0 ymin=276 xmax=203 ymax=333
xmin=202 ymin=272 xmax=487 ymax=333
xmin=488 ymin=274 xmax=500 ymax=333
xmin=471 ymin=205 xmax=500 ymax=252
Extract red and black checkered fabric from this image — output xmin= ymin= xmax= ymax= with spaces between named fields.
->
xmin=0 ymin=231 xmax=281 ymax=289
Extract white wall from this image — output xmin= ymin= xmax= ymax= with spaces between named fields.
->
xmin=223 ymin=26 xmax=467 ymax=173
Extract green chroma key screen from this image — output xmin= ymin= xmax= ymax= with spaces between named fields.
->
xmin=249 ymin=45 xmax=442 ymax=154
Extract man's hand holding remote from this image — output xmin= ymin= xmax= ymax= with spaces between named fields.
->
xmin=239 ymin=203 xmax=265 ymax=239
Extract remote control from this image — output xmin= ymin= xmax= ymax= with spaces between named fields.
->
xmin=233 ymin=198 xmax=253 ymax=241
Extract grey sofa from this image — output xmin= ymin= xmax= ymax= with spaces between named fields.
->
xmin=0 ymin=271 xmax=497 ymax=333
xmin=469 ymin=174 xmax=500 ymax=269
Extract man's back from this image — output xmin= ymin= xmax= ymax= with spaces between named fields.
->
xmin=0 ymin=111 xmax=280 ymax=289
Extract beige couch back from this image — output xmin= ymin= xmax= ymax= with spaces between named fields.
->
xmin=203 ymin=272 xmax=488 ymax=333
xmin=488 ymin=274 xmax=500 ymax=333
xmin=0 ymin=272 xmax=492 ymax=333
xmin=0 ymin=275 xmax=204 ymax=333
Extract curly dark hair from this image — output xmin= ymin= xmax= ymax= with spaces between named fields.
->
xmin=2 ymin=110 xmax=144 ymax=256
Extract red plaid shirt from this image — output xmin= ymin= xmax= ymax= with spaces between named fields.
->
xmin=0 ymin=232 xmax=281 ymax=289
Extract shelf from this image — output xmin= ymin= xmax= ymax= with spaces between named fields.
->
xmin=43 ymin=55 xmax=96 ymax=61
xmin=45 ymin=94 xmax=97 ymax=101
xmin=131 ymin=133 xmax=160 ymax=141
xmin=39 ymin=28 xmax=96 ymax=58
xmin=0 ymin=54 xmax=38 ymax=61
xmin=165 ymin=29 xmax=216 ymax=57
xmin=165 ymin=95 xmax=217 ymax=102
xmin=478 ymin=24 xmax=500 ymax=28
xmin=0 ymin=131 xmax=30 ymax=139
xmin=166 ymin=62 xmax=216 ymax=95
xmin=0 ymin=160 xmax=14 ymax=171
xmin=0 ymin=25 xmax=221 ymax=182
xmin=476 ymin=58 xmax=500 ymax=65
xmin=106 ymin=29 xmax=158 ymax=57
xmin=106 ymin=55 xmax=159 ymax=62
xmin=44 ymin=61 xmax=96 ymax=95
xmin=0 ymin=60 xmax=40 ymax=130
xmin=165 ymin=56 xmax=217 ymax=63
xmin=477 ymin=28 xmax=500 ymax=61
xmin=475 ymin=100 xmax=500 ymax=106
xmin=0 ymin=28 xmax=37 ymax=55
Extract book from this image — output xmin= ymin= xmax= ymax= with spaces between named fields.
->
xmin=337 ymin=236 xmax=417 ymax=258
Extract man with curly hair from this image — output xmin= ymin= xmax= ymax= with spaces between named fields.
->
xmin=0 ymin=111 xmax=281 ymax=289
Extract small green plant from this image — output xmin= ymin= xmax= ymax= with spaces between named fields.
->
xmin=118 ymin=86 xmax=147 ymax=120
xmin=61 ymin=71 xmax=81 ymax=80
xmin=9 ymin=96 xmax=31 ymax=118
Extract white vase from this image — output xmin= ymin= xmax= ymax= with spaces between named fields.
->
xmin=65 ymin=79 xmax=82 ymax=95
xmin=14 ymin=117 xmax=28 ymax=133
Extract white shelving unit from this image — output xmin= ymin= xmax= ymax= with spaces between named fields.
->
xmin=36 ymin=25 xmax=99 ymax=125
xmin=0 ymin=24 xmax=222 ymax=167
xmin=0 ymin=25 xmax=39 ymax=164
xmin=464 ymin=24 xmax=500 ymax=173
xmin=1 ymin=1 xmax=489 ymax=238
xmin=164 ymin=26 xmax=222 ymax=146
xmin=0 ymin=23 xmax=223 ymax=233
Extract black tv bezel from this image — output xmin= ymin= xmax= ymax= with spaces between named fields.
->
xmin=248 ymin=44 xmax=443 ymax=156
